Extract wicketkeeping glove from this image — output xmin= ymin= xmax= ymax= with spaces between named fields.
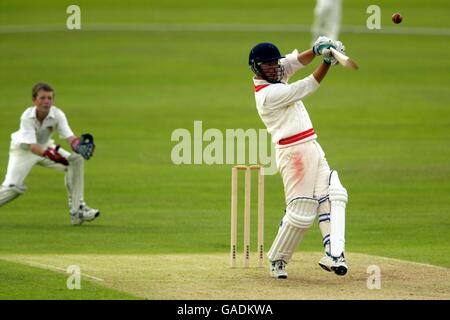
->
xmin=312 ymin=36 xmax=335 ymax=55
xmin=43 ymin=145 xmax=69 ymax=166
xmin=71 ymin=133 xmax=95 ymax=160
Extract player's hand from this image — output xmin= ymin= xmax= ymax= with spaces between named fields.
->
xmin=323 ymin=41 xmax=346 ymax=65
xmin=71 ymin=133 xmax=95 ymax=160
xmin=312 ymin=36 xmax=335 ymax=55
xmin=43 ymin=146 xmax=69 ymax=166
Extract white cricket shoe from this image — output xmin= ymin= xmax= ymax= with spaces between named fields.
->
xmin=331 ymin=253 xmax=348 ymax=276
xmin=270 ymin=260 xmax=288 ymax=279
xmin=318 ymin=252 xmax=333 ymax=272
xmin=70 ymin=205 xmax=100 ymax=225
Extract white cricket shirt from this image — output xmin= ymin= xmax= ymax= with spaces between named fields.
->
xmin=253 ymin=49 xmax=320 ymax=148
xmin=11 ymin=106 xmax=74 ymax=147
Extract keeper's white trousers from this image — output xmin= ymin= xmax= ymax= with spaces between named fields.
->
xmin=1 ymin=142 xmax=85 ymax=214
xmin=2 ymin=143 xmax=67 ymax=188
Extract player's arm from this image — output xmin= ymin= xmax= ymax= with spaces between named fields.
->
xmin=18 ymin=117 xmax=64 ymax=162
xmin=30 ymin=143 xmax=46 ymax=156
xmin=266 ymin=60 xmax=330 ymax=108
xmin=30 ymin=143 xmax=69 ymax=166
xmin=265 ymin=74 xmax=321 ymax=108
xmin=66 ymin=136 xmax=78 ymax=146
xmin=282 ymin=49 xmax=319 ymax=81
xmin=282 ymin=43 xmax=335 ymax=79
xmin=297 ymin=49 xmax=316 ymax=66
xmin=56 ymin=110 xmax=94 ymax=160
xmin=312 ymin=61 xmax=331 ymax=83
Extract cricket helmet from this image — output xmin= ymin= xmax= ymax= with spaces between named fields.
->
xmin=248 ymin=42 xmax=285 ymax=83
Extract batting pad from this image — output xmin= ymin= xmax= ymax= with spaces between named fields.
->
xmin=329 ymin=171 xmax=348 ymax=258
xmin=285 ymin=197 xmax=319 ymax=228
xmin=0 ymin=185 xmax=26 ymax=207
xmin=66 ymin=154 xmax=84 ymax=213
xmin=267 ymin=198 xmax=319 ymax=262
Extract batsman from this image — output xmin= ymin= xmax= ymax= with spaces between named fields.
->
xmin=0 ymin=83 xmax=99 ymax=225
xmin=249 ymin=37 xmax=349 ymax=278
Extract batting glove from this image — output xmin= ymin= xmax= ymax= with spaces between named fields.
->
xmin=323 ymin=40 xmax=346 ymax=65
xmin=312 ymin=36 xmax=335 ymax=55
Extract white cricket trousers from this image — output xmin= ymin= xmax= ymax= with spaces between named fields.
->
xmin=269 ymin=139 xmax=333 ymax=262
xmin=2 ymin=143 xmax=67 ymax=188
xmin=275 ymin=139 xmax=331 ymax=205
xmin=312 ymin=0 xmax=342 ymax=41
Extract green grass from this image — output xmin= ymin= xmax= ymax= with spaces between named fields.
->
xmin=0 ymin=259 xmax=139 ymax=299
xmin=0 ymin=0 xmax=449 ymax=299
xmin=1 ymin=0 xmax=449 ymax=27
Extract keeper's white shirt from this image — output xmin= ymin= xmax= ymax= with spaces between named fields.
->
xmin=11 ymin=106 xmax=74 ymax=148
xmin=253 ymin=49 xmax=320 ymax=147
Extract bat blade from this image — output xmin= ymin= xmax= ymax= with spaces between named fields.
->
xmin=330 ymin=47 xmax=359 ymax=70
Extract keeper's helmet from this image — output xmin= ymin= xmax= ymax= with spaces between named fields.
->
xmin=248 ymin=42 xmax=285 ymax=83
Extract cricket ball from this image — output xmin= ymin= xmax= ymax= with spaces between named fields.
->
xmin=392 ymin=12 xmax=403 ymax=24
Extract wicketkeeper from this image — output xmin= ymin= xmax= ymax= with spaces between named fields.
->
xmin=249 ymin=37 xmax=349 ymax=278
xmin=0 ymin=83 xmax=99 ymax=225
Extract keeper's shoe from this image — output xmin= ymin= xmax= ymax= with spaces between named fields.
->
xmin=70 ymin=205 xmax=100 ymax=225
xmin=318 ymin=252 xmax=333 ymax=272
xmin=270 ymin=260 xmax=288 ymax=279
xmin=331 ymin=253 xmax=348 ymax=276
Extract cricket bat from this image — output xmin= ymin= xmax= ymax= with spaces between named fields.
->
xmin=323 ymin=47 xmax=359 ymax=70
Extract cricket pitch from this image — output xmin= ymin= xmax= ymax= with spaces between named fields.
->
xmin=1 ymin=252 xmax=449 ymax=300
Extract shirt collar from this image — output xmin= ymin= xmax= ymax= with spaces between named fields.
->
xmin=253 ymin=76 xmax=270 ymax=86
xmin=31 ymin=106 xmax=55 ymax=120
xmin=253 ymin=76 xmax=288 ymax=85
xmin=253 ymin=77 xmax=272 ymax=92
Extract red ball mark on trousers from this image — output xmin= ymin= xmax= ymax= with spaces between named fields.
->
xmin=291 ymin=152 xmax=305 ymax=182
